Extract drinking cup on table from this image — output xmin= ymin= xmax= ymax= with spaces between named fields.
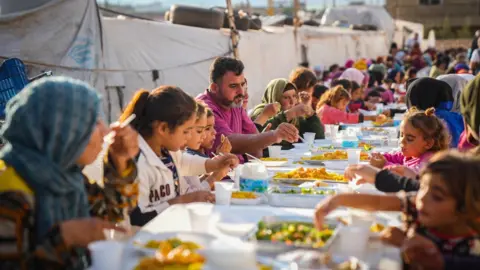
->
xmin=347 ymin=149 xmax=361 ymax=165
xmin=268 ymin=145 xmax=282 ymax=158
xmin=303 ymin=132 xmax=316 ymax=146
xmin=338 ymin=226 xmax=370 ymax=259
xmin=186 ymin=203 xmax=214 ymax=233
xmin=89 ymin=240 xmax=124 ymax=270
xmin=215 ymin=182 xmax=234 ymax=205
xmin=376 ymin=103 xmax=384 ymax=114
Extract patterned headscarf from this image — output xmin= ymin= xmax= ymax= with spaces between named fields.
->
xmin=437 ymin=74 xmax=473 ymax=113
xmin=0 ymin=76 xmax=101 ymax=241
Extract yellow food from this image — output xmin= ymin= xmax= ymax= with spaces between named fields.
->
xmin=373 ymin=115 xmax=394 ymax=126
xmin=274 ymin=167 xmax=346 ymax=182
xmin=231 ymin=191 xmax=257 ymax=199
xmin=260 ymin=157 xmax=288 ymax=161
xmin=370 ymin=223 xmax=385 ymax=233
xmin=302 ymin=150 xmax=369 ymax=161
xmin=135 ymin=238 xmax=204 ymax=270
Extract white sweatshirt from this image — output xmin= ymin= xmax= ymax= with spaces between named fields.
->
xmin=136 ymin=136 xmax=208 ymax=214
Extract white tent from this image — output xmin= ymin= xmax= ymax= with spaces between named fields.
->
xmin=0 ymin=0 xmax=389 ymax=121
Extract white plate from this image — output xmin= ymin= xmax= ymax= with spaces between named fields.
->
xmin=230 ymin=196 xmax=263 ymax=205
xmin=302 ymin=159 xmax=326 ymax=166
xmin=131 ymin=231 xmax=217 ymax=256
xmin=260 ymin=160 xmax=289 ymax=167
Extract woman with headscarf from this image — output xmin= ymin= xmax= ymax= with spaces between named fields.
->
xmin=459 ymin=76 xmax=480 ymax=150
xmin=406 ymin=77 xmax=464 ymax=147
xmin=437 ymin=74 xmax=474 ymax=113
xmin=250 ymin=78 xmax=324 ymax=150
xmin=338 ymin=68 xmax=365 ymax=86
xmin=0 ymin=77 xmax=139 ymax=269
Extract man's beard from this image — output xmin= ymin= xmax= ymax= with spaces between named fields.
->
xmin=218 ymin=91 xmax=244 ymax=108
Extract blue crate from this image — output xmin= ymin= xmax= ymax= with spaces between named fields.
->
xmin=0 ymin=58 xmax=29 ymax=118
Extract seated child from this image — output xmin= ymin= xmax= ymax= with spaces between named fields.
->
xmin=347 ymin=81 xmax=375 ymax=113
xmin=370 ymin=108 xmax=449 ymax=173
xmin=315 ymin=151 xmax=480 ymax=260
xmin=316 ymin=85 xmax=377 ymax=125
xmin=184 ymin=103 xmax=231 ymax=191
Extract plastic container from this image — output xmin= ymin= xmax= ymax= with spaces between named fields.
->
xmin=239 ymin=163 xmax=269 ymax=193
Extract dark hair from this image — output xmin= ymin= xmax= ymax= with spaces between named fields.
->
xmin=289 ymin=67 xmax=317 ymax=91
xmin=120 ymin=86 xmax=197 ymax=137
xmin=420 ymin=151 xmax=480 ymax=233
xmin=407 ymin=67 xmax=418 ymax=78
xmin=209 ymin=57 xmax=244 ymax=84
xmin=313 ymin=84 xmax=328 ymax=99
xmin=195 ymin=101 xmax=207 ymax=120
xmin=329 ymin=64 xmax=339 ymax=72
xmin=368 ymin=70 xmax=384 ymax=87
xmin=366 ymin=89 xmax=382 ymax=99
xmin=351 ymin=81 xmax=361 ymax=92
xmin=331 ymin=79 xmax=352 ymax=91
xmin=404 ymin=107 xmax=450 ymax=151
xmin=206 ymin=108 xmax=214 ymax=118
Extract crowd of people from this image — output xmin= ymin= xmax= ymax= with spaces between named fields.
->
xmin=1 ymin=40 xmax=480 ymax=269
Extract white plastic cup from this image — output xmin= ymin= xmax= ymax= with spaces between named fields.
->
xmin=376 ymin=103 xmax=384 ymax=114
xmin=268 ymin=145 xmax=282 ymax=158
xmin=215 ymin=182 xmax=234 ymax=205
xmin=88 ymin=240 xmax=124 ymax=270
xmin=186 ymin=203 xmax=214 ymax=233
xmin=338 ymin=226 xmax=370 ymax=259
xmin=347 ymin=149 xmax=361 ymax=164
xmin=303 ymin=132 xmax=316 ymax=146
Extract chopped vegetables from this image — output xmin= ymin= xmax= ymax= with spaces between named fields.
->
xmin=256 ymin=221 xmax=334 ymax=248
xmin=272 ymin=187 xmax=335 ymax=196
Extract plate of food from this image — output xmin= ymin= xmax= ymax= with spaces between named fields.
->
xmin=132 ymin=232 xmax=216 ymax=257
xmin=267 ymin=186 xmax=336 ymax=208
xmin=132 ymin=233 xmax=216 ymax=270
xmin=273 ymin=167 xmax=347 ymax=185
xmin=259 ymin=157 xmax=289 ymax=167
xmin=252 ymin=215 xmax=341 ymax=250
xmin=231 ymin=191 xmax=263 ymax=205
xmin=302 ymin=150 xmax=370 ymax=164
xmin=372 ymin=115 xmax=394 ymax=127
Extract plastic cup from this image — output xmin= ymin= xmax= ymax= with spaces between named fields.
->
xmin=303 ymin=132 xmax=316 ymax=146
xmin=215 ymin=182 xmax=234 ymax=205
xmin=338 ymin=226 xmax=370 ymax=259
xmin=376 ymin=103 xmax=384 ymax=114
xmin=268 ymin=145 xmax=282 ymax=158
xmin=186 ymin=203 xmax=214 ymax=233
xmin=347 ymin=149 xmax=361 ymax=164
xmin=88 ymin=240 xmax=124 ymax=270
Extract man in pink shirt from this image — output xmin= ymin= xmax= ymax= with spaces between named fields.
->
xmin=197 ymin=57 xmax=298 ymax=162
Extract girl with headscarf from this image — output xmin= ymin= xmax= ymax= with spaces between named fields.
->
xmin=251 ymin=79 xmax=324 ymax=150
xmin=437 ymin=74 xmax=474 ymax=113
xmin=0 ymin=77 xmax=139 ymax=269
xmin=406 ymin=77 xmax=465 ymax=147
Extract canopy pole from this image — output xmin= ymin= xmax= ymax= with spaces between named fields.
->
xmin=225 ymin=0 xmax=240 ymax=59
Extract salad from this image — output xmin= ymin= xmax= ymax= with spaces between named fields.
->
xmin=272 ymin=187 xmax=335 ymax=196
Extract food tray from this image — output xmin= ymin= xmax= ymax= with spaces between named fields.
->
xmin=266 ymin=186 xmax=336 ymax=209
xmin=246 ymin=215 xmax=342 ymax=252
xmin=273 ymin=178 xmax=347 ymax=186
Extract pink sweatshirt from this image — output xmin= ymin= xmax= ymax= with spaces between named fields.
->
xmin=383 ymin=151 xmax=434 ymax=173
xmin=317 ymin=104 xmax=360 ymax=125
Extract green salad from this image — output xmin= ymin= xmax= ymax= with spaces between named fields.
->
xmin=256 ymin=221 xmax=334 ymax=248
xmin=272 ymin=187 xmax=335 ymax=195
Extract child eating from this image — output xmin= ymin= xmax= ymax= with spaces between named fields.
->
xmin=370 ymin=107 xmax=450 ymax=173
xmin=316 ymin=85 xmax=377 ymax=125
xmin=315 ymin=151 xmax=480 ymax=259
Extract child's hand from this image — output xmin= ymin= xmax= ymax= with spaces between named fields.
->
xmin=108 ymin=124 xmax=139 ymax=172
xmin=207 ymin=153 xmax=239 ymax=173
xmin=388 ymin=165 xmax=418 ymax=179
xmin=177 ymin=191 xmax=215 ymax=204
xmin=380 ymin=226 xmax=405 ymax=247
xmin=402 ymin=233 xmax=443 ymax=270
xmin=298 ymin=91 xmax=312 ymax=106
xmin=344 ymin=164 xmax=380 ymax=185
xmin=286 ymin=103 xmax=314 ymax=120
xmin=216 ymin=134 xmax=232 ymax=154
xmin=314 ymin=196 xmax=340 ymax=230
xmin=369 ymin=153 xmax=387 ymax=169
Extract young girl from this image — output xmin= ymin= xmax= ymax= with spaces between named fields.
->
xmin=316 ymin=85 xmax=376 ymax=125
xmin=124 ymin=86 xmax=239 ymax=226
xmin=315 ymin=151 xmax=480 ymax=259
xmin=184 ymin=102 xmax=230 ymax=191
xmin=370 ymin=108 xmax=450 ymax=173
xmin=347 ymin=81 xmax=375 ymax=113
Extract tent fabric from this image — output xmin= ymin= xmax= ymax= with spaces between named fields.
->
xmin=320 ymin=6 xmax=395 ymax=44
xmin=0 ymin=0 xmax=389 ymax=121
